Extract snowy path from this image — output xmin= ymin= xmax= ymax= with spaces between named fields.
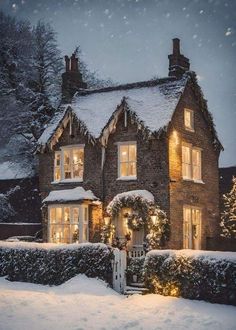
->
xmin=0 ymin=276 xmax=235 ymax=330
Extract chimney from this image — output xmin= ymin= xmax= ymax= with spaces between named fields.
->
xmin=62 ymin=52 xmax=87 ymax=102
xmin=168 ymin=38 xmax=190 ymax=79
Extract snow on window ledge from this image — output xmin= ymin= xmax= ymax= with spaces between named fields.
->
xmin=116 ymin=176 xmax=137 ymax=181
xmin=51 ymin=178 xmax=83 ymax=184
xmin=182 ymin=178 xmax=205 ymax=184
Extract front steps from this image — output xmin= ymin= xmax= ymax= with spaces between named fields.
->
xmin=124 ymin=283 xmax=149 ymax=296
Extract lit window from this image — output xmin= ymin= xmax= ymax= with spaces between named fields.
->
xmin=182 ymin=144 xmax=202 ymax=181
xmin=48 ymin=205 xmax=89 ymax=244
xmin=184 ymin=109 xmax=194 ymax=131
xmin=183 ymin=206 xmax=201 ymax=249
xmin=53 ymin=145 xmax=84 ymax=182
xmin=118 ymin=143 xmax=137 ymax=178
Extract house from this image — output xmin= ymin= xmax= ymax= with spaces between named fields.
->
xmin=37 ymin=39 xmax=223 ymax=252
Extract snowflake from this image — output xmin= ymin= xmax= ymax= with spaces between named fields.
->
xmin=225 ymin=28 xmax=232 ymax=36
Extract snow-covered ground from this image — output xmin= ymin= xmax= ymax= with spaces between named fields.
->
xmin=0 ymin=276 xmax=235 ymax=330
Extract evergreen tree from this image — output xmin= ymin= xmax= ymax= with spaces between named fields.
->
xmin=220 ymin=176 xmax=236 ymax=238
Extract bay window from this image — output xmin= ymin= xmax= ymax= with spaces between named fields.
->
xmin=48 ymin=204 xmax=89 ymax=243
xmin=53 ymin=145 xmax=84 ymax=182
xmin=182 ymin=144 xmax=202 ymax=181
xmin=118 ymin=142 xmax=137 ymax=179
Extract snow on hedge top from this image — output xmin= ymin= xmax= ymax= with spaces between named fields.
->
xmin=0 ymin=241 xmax=107 ymax=251
xmin=42 ymin=186 xmax=98 ymax=203
xmin=146 ymin=249 xmax=236 ymax=262
xmin=0 ymin=161 xmax=34 ymax=180
xmin=72 ymin=77 xmax=187 ymax=138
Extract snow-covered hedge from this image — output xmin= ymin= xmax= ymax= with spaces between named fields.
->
xmin=0 ymin=242 xmax=113 ymax=285
xmin=144 ymin=250 xmax=236 ymax=305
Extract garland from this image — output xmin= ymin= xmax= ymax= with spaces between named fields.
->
xmin=106 ymin=193 xmax=170 ymax=250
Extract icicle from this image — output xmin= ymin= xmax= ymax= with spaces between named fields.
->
xmin=124 ymin=109 xmax=127 ymax=128
xmin=101 ymin=146 xmax=106 ymax=170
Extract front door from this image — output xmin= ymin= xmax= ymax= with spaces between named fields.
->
xmin=183 ymin=206 xmax=201 ymax=249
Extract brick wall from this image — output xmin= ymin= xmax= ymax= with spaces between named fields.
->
xmin=168 ymin=83 xmax=220 ymax=249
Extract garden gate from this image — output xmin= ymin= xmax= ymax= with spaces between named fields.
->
xmin=112 ymin=248 xmax=127 ymax=293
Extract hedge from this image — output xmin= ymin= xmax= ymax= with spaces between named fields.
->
xmin=144 ymin=250 xmax=236 ymax=305
xmin=0 ymin=241 xmax=113 ymax=285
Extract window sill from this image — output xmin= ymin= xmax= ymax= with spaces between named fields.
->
xmin=184 ymin=127 xmax=195 ymax=133
xmin=117 ymin=176 xmax=137 ymax=181
xmin=51 ymin=179 xmax=83 ymax=184
xmin=183 ymin=178 xmax=205 ymax=184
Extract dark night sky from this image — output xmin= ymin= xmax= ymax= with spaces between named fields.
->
xmin=1 ymin=0 xmax=236 ymax=167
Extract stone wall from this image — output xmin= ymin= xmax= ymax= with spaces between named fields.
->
xmin=168 ymin=83 xmax=220 ymax=249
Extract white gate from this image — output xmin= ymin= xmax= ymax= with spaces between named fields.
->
xmin=112 ymin=248 xmax=127 ymax=293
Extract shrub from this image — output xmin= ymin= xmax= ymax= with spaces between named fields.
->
xmin=126 ymin=256 xmax=145 ymax=283
xmin=0 ymin=242 xmax=113 ymax=285
xmin=144 ymin=250 xmax=236 ymax=305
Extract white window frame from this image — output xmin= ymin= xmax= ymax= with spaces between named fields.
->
xmin=117 ymin=141 xmax=137 ymax=180
xmin=48 ymin=204 xmax=89 ymax=244
xmin=184 ymin=108 xmax=194 ymax=132
xmin=53 ymin=144 xmax=85 ymax=183
xmin=183 ymin=205 xmax=202 ymax=249
xmin=182 ymin=143 xmax=203 ymax=183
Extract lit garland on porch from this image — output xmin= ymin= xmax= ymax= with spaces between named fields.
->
xmin=105 ymin=193 xmax=170 ymax=250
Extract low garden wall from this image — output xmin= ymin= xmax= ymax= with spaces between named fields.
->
xmin=0 ymin=241 xmax=113 ymax=285
xmin=143 ymin=249 xmax=236 ymax=306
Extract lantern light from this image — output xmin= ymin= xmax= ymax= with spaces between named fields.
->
xmin=151 ymin=215 xmax=157 ymax=225
xmin=104 ymin=216 xmax=110 ymax=226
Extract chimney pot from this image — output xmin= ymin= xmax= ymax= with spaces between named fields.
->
xmin=173 ymin=38 xmax=180 ymax=55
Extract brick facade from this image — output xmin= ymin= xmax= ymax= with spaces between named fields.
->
xmin=38 ymin=80 xmax=221 ymax=249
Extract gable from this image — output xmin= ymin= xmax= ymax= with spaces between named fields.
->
xmin=37 ymin=77 xmax=187 ymax=151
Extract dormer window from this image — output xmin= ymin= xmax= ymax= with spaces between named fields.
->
xmin=118 ymin=142 xmax=137 ymax=180
xmin=184 ymin=108 xmax=194 ymax=131
xmin=53 ymin=145 xmax=84 ymax=182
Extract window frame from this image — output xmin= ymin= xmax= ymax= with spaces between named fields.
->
xmin=48 ymin=204 xmax=89 ymax=244
xmin=53 ymin=144 xmax=85 ymax=183
xmin=117 ymin=141 xmax=137 ymax=180
xmin=183 ymin=205 xmax=202 ymax=249
xmin=182 ymin=143 xmax=203 ymax=183
xmin=184 ymin=108 xmax=194 ymax=132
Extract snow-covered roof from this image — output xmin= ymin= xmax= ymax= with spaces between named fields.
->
xmin=38 ymin=76 xmax=188 ymax=149
xmin=42 ymin=187 xmax=99 ymax=204
xmin=72 ymin=77 xmax=187 ymax=138
xmin=108 ymin=190 xmax=155 ymax=210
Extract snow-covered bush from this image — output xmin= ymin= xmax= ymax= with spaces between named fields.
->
xmin=0 ymin=242 xmax=113 ymax=285
xmin=144 ymin=250 xmax=236 ymax=305
xmin=126 ymin=256 xmax=145 ymax=283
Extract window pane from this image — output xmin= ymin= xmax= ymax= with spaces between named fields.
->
xmin=192 ymin=149 xmax=201 ymax=180
xmin=64 ymin=151 xmax=71 ymax=179
xmin=71 ymin=224 xmax=79 ymax=242
xmin=63 ymin=225 xmax=70 ymax=243
xmin=54 ymin=168 xmax=61 ymax=181
xmin=120 ymin=145 xmax=128 ymax=162
xmin=83 ymin=224 xmax=88 ymax=241
xmin=129 ymin=145 xmax=136 ymax=162
xmin=128 ymin=162 xmax=137 ymax=176
xmin=55 ymin=153 xmax=61 ymax=166
xmin=120 ymin=162 xmax=128 ymax=177
xmin=73 ymin=208 xmax=79 ymax=224
xmin=72 ymin=149 xmax=84 ymax=179
xmin=50 ymin=208 xmax=56 ymax=223
xmin=56 ymin=208 xmax=62 ymax=224
xmin=84 ymin=207 xmax=88 ymax=224
xmin=185 ymin=109 xmax=194 ymax=130
xmin=64 ymin=207 xmax=70 ymax=223
xmin=182 ymin=146 xmax=191 ymax=179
